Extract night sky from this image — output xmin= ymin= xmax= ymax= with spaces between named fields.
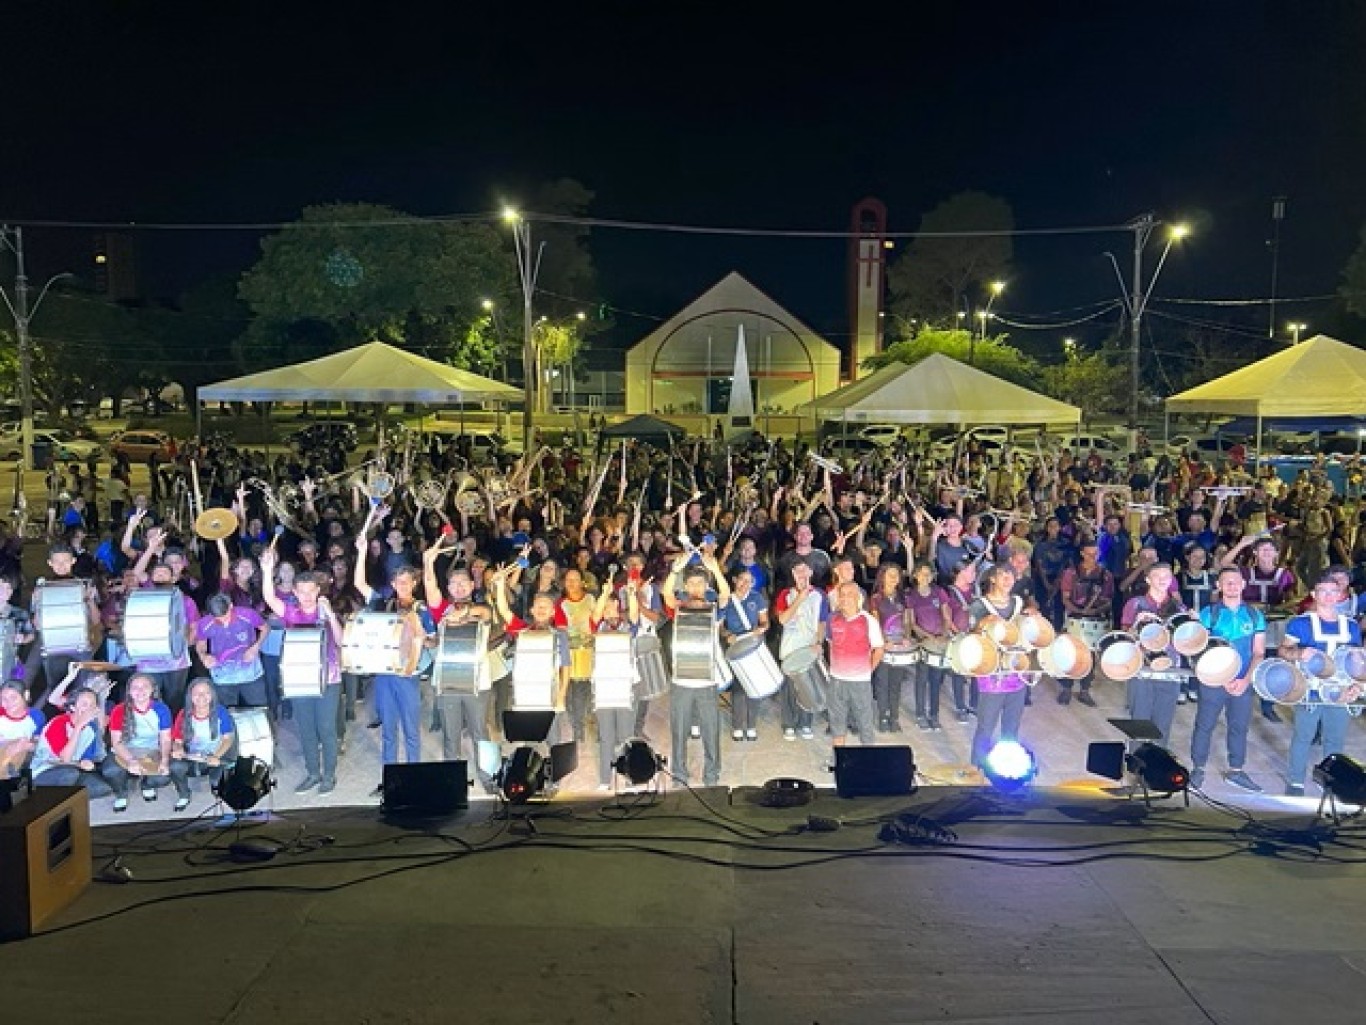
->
xmin=6 ymin=2 xmax=1365 ymax=360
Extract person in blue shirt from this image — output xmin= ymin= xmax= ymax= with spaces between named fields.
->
xmin=1280 ymin=575 xmax=1364 ymax=797
xmin=719 ymin=566 xmax=771 ymax=742
xmin=1191 ymin=567 xmax=1267 ymax=791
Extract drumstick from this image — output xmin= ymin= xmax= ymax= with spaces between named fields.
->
xmin=190 ymin=460 xmax=204 ymax=517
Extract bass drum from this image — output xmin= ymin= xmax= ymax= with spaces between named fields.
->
xmin=725 ymin=635 xmax=783 ymax=700
xmin=511 ymin=629 xmax=557 ymax=710
xmin=591 ymin=631 xmax=635 ymax=710
xmin=280 ymin=627 xmax=328 ymax=699
xmin=431 ymin=620 xmax=489 ymax=696
xmin=122 ymin=587 xmax=187 ymax=662
xmin=781 ymin=647 xmax=829 ymax=713
xmin=634 ymin=632 xmax=670 ymax=702
xmin=36 ymin=580 xmax=96 ymax=657
xmin=342 ymin=611 xmax=421 ymax=677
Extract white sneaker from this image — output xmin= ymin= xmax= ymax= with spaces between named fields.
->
xmin=783 ymin=728 xmax=796 ymax=742
xmin=690 ymin=725 xmax=701 ymax=739
xmin=732 ymin=729 xmax=745 ymax=741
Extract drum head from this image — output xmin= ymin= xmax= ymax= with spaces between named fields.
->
xmin=1195 ymin=643 xmax=1241 ymax=687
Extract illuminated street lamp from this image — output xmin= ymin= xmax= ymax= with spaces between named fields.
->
xmin=1287 ymin=321 xmax=1307 ymax=345
xmin=503 ymin=207 xmax=544 ymax=448
xmin=1063 ymin=336 xmax=1077 ymax=357
xmin=968 ymin=280 xmax=1006 ymax=366
xmin=1109 ymin=216 xmax=1191 ymax=438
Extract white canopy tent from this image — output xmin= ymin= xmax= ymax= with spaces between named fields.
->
xmin=199 ymin=341 xmax=524 ymax=405
xmin=1163 ymin=334 xmax=1366 ymax=463
xmin=800 ymin=353 xmax=1081 ymax=426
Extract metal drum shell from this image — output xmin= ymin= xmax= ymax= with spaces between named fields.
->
xmin=123 ymin=588 xmax=188 ymax=662
xmin=1167 ymin=612 xmax=1210 ymax=658
xmin=1097 ymin=631 xmax=1144 ymax=682
xmin=725 ymin=635 xmax=783 ymax=700
xmin=511 ymin=629 xmax=558 ymax=710
xmin=591 ymin=631 xmax=635 ymax=710
xmin=672 ymin=608 xmax=718 ymax=683
xmin=1193 ymin=637 xmax=1241 ymax=688
xmin=780 ymin=647 xmax=829 ymax=713
xmin=947 ymin=632 xmax=1000 ymax=677
xmin=1017 ymin=611 xmax=1056 ymax=650
xmin=280 ymin=627 xmax=328 ymax=698
xmin=1333 ymin=646 xmax=1366 ymax=684
xmin=431 ymin=620 xmax=489 ymax=696
xmin=1135 ymin=620 xmax=1172 ymax=654
xmin=1041 ymin=633 xmax=1093 ymax=680
xmin=1064 ymin=616 xmax=1109 ymax=650
xmin=37 ymin=581 xmax=95 ymax=657
xmin=338 ymin=615 xmax=412 ymax=677
xmin=633 ymin=632 xmax=670 ymax=702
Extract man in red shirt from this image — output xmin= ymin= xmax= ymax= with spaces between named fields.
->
xmin=826 ymin=581 xmax=884 ymax=746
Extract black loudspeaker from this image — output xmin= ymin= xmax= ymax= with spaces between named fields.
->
xmin=832 ymin=746 xmax=916 ymax=798
xmin=0 ymin=786 xmax=92 ymax=940
xmin=380 ymin=761 xmax=468 ymax=817
xmin=761 ymin=777 xmax=815 ymax=808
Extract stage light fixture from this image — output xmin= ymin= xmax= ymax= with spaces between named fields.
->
xmin=613 ymin=739 xmax=666 ymax=787
xmin=1313 ymin=754 xmax=1366 ymax=821
xmin=1126 ymin=743 xmax=1189 ymax=796
xmin=981 ymin=740 xmax=1037 ymax=793
xmin=497 ymin=741 xmax=579 ymax=805
xmin=213 ymin=756 xmax=275 ymax=813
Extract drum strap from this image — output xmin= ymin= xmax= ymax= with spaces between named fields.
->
xmin=1309 ymin=613 xmax=1350 ymax=653
xmin=729 ymin=596 xmax=754 ymax=633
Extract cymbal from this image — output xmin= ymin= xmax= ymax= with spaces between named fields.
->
xmin=195 ymin=507 xmax=240 ymax=540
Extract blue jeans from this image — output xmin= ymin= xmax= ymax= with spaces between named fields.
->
xmin=1287 ymin=703 xmax=1351 ymax=787
xmin=374 ymin=673 xmax=422 ymax=764
xmin=1190 ymin=684 xmax=1254 ymax=770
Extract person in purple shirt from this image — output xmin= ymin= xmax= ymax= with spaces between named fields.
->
xmin=195 ymin=593 xmax=270 ymax=708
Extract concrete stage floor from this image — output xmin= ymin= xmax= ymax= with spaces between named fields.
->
xmin=7 ymin=782 xmax=1366 ymax=1024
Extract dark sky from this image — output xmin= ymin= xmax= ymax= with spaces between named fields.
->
xmin=6 ymin=2 xmax=1365 ymax=359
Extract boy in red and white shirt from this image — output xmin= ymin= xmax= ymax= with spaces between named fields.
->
xmin=826 ymin=581 xmax=884 ymax=746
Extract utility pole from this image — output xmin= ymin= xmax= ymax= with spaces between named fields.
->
xmin=1268 ymin=196 xmax=1286 ymax=339
xmin=0 ymin=227 xmax=73 ymax=472
xmin=505 ymin=210 xmax=543 ymax=451
xmin=1128 ymin=213 xmax=1153 ymax=436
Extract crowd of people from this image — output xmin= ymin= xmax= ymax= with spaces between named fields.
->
xmin=1 ymin=422 xmax=1363 ymax=812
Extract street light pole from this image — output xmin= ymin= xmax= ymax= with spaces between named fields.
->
xmin=505 ymin=209 xmax=543 ymax=450
xmin=1128 ymin=214 xmax=1153 ymax=435
xmin=0 ymin=226 xmax=72 ymax=468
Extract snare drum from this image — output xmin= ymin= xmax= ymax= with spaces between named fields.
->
xmin=634 ymin=632 xmax=670 ymax=701
xmin=511 ymin=629 xmax=558 ymax=710
xmin=431 ymin=620 xmax=488 ymax=696
xmin=123 ymin=587 xmax=188 ymax=662
xmin=342 ymin=611 xmax=420 ymax=676
xmin=1065 ymin=616 xmax=1109 ymax=650
xmin=280 ymin=627 xmax=328 ymax=698
xmin=229 ymin=706 xmax=275 ymax=766
xmin=725 ymin=635 xmax=783 ymax=700
xmin=781 ymin=647 xmax=830 ymax=713
xmin=591 ymin=632 xmax=635 ymax=709
xmin=36 ymin=580 xmax=95 ymax=656
xmin=672 ymin=608 xmax=718 ymax=683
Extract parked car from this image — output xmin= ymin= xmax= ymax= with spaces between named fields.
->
xmin=0 ymin=429 xmax=102 ymax=463
xmin=1046 ymin=432 xmax=1125 ymax=458
xmin=822 ymin=437 xmax=882 ymax=462
xmin=857 ymin=425 xmax=905 ymax=448
xmin=108 ymin=429 xmax=176 ymax=463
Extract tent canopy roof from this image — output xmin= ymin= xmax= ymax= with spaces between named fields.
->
xmin=199 ymin=342 xmax=524 ymax=404
xmin=800 ymin=353 xmax=1081 ymax=426
xmin=1164 ymin=335 xmax=1366 ymax=417
xmin=598 ymin=414 xmax=686 ymax=442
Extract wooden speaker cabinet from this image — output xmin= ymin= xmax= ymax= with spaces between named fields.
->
xmin=0 ymin=785 xmax=92 ymax=940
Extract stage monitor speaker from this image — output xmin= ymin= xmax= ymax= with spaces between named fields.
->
xmin=833 ymin=746 xmax=916 ymax=798
xmin=380 ymin=761 xmax=469 ymax=817
xmin=0 ymin=785 xmax=92 ymax=940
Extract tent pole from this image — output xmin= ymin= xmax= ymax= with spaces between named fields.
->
xmin=195 ymin=398 xmax=203 ymax=444
xmin=1255 ymin=413 xmax=1263 ymax=473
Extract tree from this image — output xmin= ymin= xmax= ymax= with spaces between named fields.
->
xmin=1040 ymin=347 xmax=1128 ymax=421
xmin=886 ymin=192 xmax=1014 ymax=327
xmin=237 ymin=202 xmax=515 ymax=370
xmin=1342 ymin=221 xmax=1366 ymax=319
xmin=866 ymin=326 xmax=1041 ymax=387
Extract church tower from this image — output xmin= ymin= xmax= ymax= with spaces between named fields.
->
xmin=846 ymin=197 xmax=888 ymax=381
